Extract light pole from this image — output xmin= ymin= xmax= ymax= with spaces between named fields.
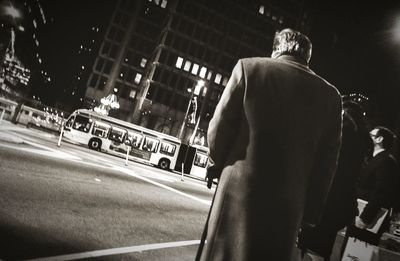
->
xmin=178 ymin=80 xmax=206 ymax=142
xmin=94 ymin=88 xmax=120 ymax=115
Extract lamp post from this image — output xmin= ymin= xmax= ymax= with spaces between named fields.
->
xmin=94 ymin=88 xmax=120 ymax=115
xmin=178 ymin=80 xmax=206 ymax=142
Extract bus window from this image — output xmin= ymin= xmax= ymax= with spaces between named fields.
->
xmin=126 ymin=131 xmax=143 ymax=148
xmin=142 ymin=137 xmax=159 ymax=152
xmin=160 ymin=142 xmax=176 ymax=156
xmin=73 ymin=115 xmax=92 ymax=133
xmin=194 ymin=153 xmax=208 ymax=168
xmin=92 ymin=121 xmax=110 ymax=138
xmin=109 ymin=126 xmax=126 ymax=143
xmin=65 ymin=116 xmax=75 ymax=128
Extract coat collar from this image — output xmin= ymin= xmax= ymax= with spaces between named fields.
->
xmin=276 ymin=55 xmax=309 ymax=68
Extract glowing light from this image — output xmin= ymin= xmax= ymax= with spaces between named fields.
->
xmin=3 ymin=5 xmax=21 ymax=19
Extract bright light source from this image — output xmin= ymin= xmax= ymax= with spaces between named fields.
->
xmin=3 ymin=5 xmax=21 ymax=19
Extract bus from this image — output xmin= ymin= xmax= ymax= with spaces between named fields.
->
xmin=190 ymin=145 xmax=210 ymax=179
xmin=62 ymin=109 xmax=181 ymax=171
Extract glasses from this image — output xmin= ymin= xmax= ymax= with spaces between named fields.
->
xmin=370 ymin=133 xmax=379 ymax=138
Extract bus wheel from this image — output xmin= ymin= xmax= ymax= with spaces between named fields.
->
xmin=158 ymin=159 xmax=170 ymax=170
xmin=88 ymin=138 xmax=102 ymax=151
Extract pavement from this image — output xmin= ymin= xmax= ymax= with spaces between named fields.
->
xmin=0 ymin=120 xmax=26 ymax=143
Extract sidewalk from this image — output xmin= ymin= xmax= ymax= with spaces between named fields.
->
xmin=0 ymin=120 xmax=25 ymax=143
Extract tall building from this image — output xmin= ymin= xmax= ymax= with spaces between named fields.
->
xmin=85 ymin=0 xmax=310 ymax=144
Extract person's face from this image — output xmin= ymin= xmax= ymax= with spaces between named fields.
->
xmin=369 ymin=128 xmax=382 ymax=145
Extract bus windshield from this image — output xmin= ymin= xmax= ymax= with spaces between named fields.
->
xmin=73 ymin=115 xmax=92 ymax=133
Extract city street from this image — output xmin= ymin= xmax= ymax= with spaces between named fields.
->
xmin=0 ymin=122 xmax=214 ymax=261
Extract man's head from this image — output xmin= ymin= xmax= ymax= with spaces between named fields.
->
xmin=370 ymin=126 xmax=395 ymax=151
xmin=271 ymin=28 xmax=312 ymax=65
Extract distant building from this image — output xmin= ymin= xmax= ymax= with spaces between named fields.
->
xmin=0 ymin=0 xmax=52 ymax=102
xmin=84 ymin=0 xmax=311 ymax=143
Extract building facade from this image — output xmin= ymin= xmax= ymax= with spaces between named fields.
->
xmin=85 ymin=0 xmax=310 ymax=144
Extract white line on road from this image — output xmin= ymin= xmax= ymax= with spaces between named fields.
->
xmin=25 ymin=240 xmax=201 ymax=261
xmin=114 ymin=166 xmax=212 ymax=206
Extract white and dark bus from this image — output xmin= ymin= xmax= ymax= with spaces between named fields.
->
xmin=62 ymin=109 xmax=180 ymax=171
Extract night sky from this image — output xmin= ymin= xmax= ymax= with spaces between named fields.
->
xmin=34 ymin=1 xmax=400 ymax=130
xmin=308 ymin=1 xmax=400 ymax=129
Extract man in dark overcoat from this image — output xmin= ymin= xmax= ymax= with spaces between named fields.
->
xmin=197 ymin=28 xmax=342 ymax=260
xmin=350 ymin=126 xmax=399 ymax=245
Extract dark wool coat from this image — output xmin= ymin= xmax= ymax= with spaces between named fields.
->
xmin=348 ymin=150 xmax=399 ymax=245
xmin=297 ymin=113 xmax=372 ymax=258
xmin=358 ymin=150 xmax=399 ymax=223
xmin=200 ymin=56 xmax=342 ymax=261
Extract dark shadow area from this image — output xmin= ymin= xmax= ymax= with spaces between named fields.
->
xmin=0 ymin=218 xmax=89 ymax=260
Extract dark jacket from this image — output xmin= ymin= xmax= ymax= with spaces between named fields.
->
xmin=297 ymin=112 xmax=372 ymax=257
xmin=358 ymin=150 xmax=399 ymax=224
xmin=199 ymin=56 xmax=342 ymax=261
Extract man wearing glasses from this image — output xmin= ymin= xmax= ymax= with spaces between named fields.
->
xmin=353 ymin=126 xmax=399 ymax=244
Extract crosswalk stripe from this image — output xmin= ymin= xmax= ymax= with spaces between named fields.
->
xmin=25 ymin=240 xmax=201 ymax=261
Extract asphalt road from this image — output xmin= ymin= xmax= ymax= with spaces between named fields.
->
xmin=0 ymin=124 xmax=214 ymax=261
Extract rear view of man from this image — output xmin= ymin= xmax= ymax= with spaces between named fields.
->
xmin=196 ymin=28 xmax=342 ymax=260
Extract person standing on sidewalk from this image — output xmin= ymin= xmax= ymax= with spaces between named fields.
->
xmin=297 ymin=101 xmax=373 ymax=261
xmin=196 ymin=28 xmax=342 ymax=261
xmin=348 ymin=126 xmax=400 ymax=245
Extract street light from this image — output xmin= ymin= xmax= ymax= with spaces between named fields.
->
xmin=178 ymin=80 xmax=206 ymax=141
xmin=94 ymin=88 xmax=120 ymax=116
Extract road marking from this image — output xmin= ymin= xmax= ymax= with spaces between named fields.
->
xmin=114 ymin=166 xmax=212 ymax=206
xmin=25 ymin=240 xmax=201 ymax=261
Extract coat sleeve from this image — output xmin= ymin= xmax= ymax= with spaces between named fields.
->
xmin=303 ymin=94 xmax=343 ymax=225
xmin=207 ymin=60 xmax=245 ymax=171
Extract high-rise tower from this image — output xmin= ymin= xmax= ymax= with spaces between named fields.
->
xmin=85 ymin=0 xmax=310 ymax=143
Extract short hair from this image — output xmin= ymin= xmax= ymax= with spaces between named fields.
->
xmin=375 ymin=126 xmax=396 ymax=150
xmin=271 ymin=28 xmax=312 ymax=65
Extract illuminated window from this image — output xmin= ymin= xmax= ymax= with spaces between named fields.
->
xmin=129 ymin=89 xmax=137 ymax=99
xmin=214 ymin=73 xmax=222 ymax=84
xmin=207 ymin=71 xmax=213 ymax=80
xmin=140 ymin=58 xmax=147 ymax=68
xmin=191 ymin=63 xmax=199 ymax=75
xmin=176 ymin=56 xmax=183 ymax=68
xmin=259 ymin=5 xmax=264 ymax=15
xmin=184 ymin=61 xmax=191 ymax=71
xmin=199 ymin=67 xmax=207 ymax=78
xmin=161 ymin=0 xmax=167 ymax=8
xmin=134 ymin=73 xmax=142 ymax=84
xmin=222 ymin=77 xmax=229 ymax=86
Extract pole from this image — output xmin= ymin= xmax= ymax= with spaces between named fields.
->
xmin=178 ymin=93 xmax=194 ymax=140
xmin=0 ymin=109 xmax=4 ymax=124
xmin=125 ymin=146 xmax=130 ymax=166
xmin=181 ymin=163 xmax=185 ymax=181
xmin=57 ymin=121 xmax=64 ymax=147
xmin=190 ymin=114 xmax=202 ymax=145
xmin=195 ymin=184 xmax=218 ymax=261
